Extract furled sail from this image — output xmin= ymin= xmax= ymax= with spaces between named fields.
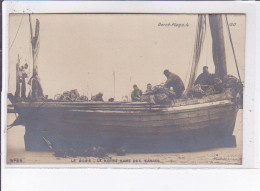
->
xmin=208 ymin=15 xmax=227 ymax=79
xmin=31 ymin=18 xmax=40 ymax=76
xmin=28 ymin=15 xmax=44 ymax=101
xmin=184 ymin=15 xmax=206 ymax=96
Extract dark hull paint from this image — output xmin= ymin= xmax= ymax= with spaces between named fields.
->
xmin=8 ymin=98 xmax=239 ymax=152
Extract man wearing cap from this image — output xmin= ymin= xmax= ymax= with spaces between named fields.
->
xmin=131 ymin=84 xmax=143 ymax=102
xmin=163 ymin=69 xmax=185 ymax=99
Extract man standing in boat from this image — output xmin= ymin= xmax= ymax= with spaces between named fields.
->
xmin=163 ymin=69 xmax=185 ymax=99
xmin=21 ymin=63 xmax=29 ymax=100
xmin=131 ymin=84 xmax=143 ymax=102
xmin=15 ymin=63 xmax=29 ymax=100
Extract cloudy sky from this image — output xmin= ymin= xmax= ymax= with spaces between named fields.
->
xmin=8 ymin=14 xmax=245 ymax=101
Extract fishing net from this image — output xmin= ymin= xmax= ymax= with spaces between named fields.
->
xmin=141 ymin=83 xmax=176 ymax=105
xmin=54 ymin=89 xmax=88 ymax=102
xmin=188 ymin=75 xmax=241 ymax=99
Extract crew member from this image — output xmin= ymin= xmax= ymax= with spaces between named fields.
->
xmin=21 ymin=63 xmax=29 ymax=99
xmin=145 ymin=83 xmax=153 ymax=94
xmin=131 ymin=84 xmax=143 ymax=102
xmin=141 ymin=83 xmax=156 ymax=104
xmin=163 ymin=69 xmax=185 ymax=98
xmin=194 ymin=66 xmax=212 ymax=87
xmin=194 ymin=66 xmax=223 ymax=94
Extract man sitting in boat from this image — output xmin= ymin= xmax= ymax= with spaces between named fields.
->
xmin=163 ymin=69 xmax=185 ymax=99
xmin=190 ymin=66 xmax=224 ymax=97
xmin=141 ymin=83 xmax=156 ymax=104
xmin=91 ymin=92 xmax=104 ymax=102
xmin=131 ymin=84 xmax=143 ymax=102
xmin=194 ymin=66 xmax=212 ymax=87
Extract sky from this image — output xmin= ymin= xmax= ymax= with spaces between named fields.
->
xmin=8 ymin=14 xmax=245 ymax=101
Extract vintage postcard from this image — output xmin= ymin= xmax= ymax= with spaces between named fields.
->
xmin=6 ymin=13 xmax=246 ymax=166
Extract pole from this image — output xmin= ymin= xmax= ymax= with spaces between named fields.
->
xmin=208 ymin=14 xmax=227 ymax=79
xmin=28 ymin=14 xmax=35 ymax=75
xmin=15 ymin=54 xmax=21 ymax=98
xmin=113 ymin=71 xmax=115 ymax=99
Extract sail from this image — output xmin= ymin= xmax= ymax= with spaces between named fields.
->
xmin=28 ymin=16 xmax=44 ymax=100
xmin=208 ymin=15 xmax=227 ymax=79
xmin=184 ymin=15 xmax=206 ymax=96
xmin=30 ymin=18 xmax=40 ymax=76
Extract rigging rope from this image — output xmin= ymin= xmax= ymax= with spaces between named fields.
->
xmin=224 ymin=14 xmax=242 ymax=82
xmin=184 ymin=54 xmax=193 ymax=85
xmin=184 ymin=14 xmax=207 ymax=96
xmin=9 ymin=14 xmax=24 ymax=51
xmin=205 ymin=16 xmax=209 ymax=67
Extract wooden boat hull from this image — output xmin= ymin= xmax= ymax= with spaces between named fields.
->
xmin=9 ymin=98 xmax=238 ymax=152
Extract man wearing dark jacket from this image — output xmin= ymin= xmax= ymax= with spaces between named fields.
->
xmin=163 ymin=69 xmax=185 ymax=98
xmin=194 ymin=66 xmax=212 ymax=86
xmin=131 ymin=84 xmax=143 ymax=102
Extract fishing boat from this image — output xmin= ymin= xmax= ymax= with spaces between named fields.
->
xmin=8 ymin=14 xmax=243 ymax=153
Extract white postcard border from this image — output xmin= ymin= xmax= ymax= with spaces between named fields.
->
xmin=1 ymin=1 xmax=258 ymax=170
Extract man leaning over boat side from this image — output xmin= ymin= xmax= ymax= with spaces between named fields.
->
xmin=163 ymin=69 xmax=185 ymax=99
xmin=131 ymin=84 xmax=143 ymax=102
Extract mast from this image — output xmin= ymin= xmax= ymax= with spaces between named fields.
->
xmin=28 ymin=15 xmax=44 ymax=100
xmin=29 ymin=14 xmax=40 ymax=76
xmin=15 ymin=54 xmax=21 ymax=98
xmin=208 ymin=15 xmax=227 ymax=79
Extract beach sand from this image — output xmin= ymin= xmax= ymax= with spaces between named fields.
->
xmin=6 ymin=110 xmax=242 ymax=165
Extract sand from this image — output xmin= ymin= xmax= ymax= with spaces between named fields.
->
xmin=6 ymin=110 xmax=242 ymax=165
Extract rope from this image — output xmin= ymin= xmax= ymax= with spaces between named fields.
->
xmin=205 ymin=16 xmax=209 ymax=67
xmin=7 ymin=115 xmax=20 ymax=130
xmin=7 ymin=107 xmax=19 ymax=131
xmin=42 ymin=136 xmax=53 ymax=150
xmin=9 ymin=14 xmax=24 ymax=51
xmin=224 ymin=15 xmax=242 ymax=82
xmin=184 ymin=14 xmax=207 ymax=95
xmin=184 ymin=54 xmax=192 ymax=85
xmin=7 ymin=125 xmax=15 ymax=130
xmin=7 ymin=99 xmax=46 ymax=131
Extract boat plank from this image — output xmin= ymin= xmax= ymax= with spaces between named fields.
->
xmin=39 ymin=114 xmax=236 ymax=134
xmin=26 ymin=102 xmax=235 ymax=122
